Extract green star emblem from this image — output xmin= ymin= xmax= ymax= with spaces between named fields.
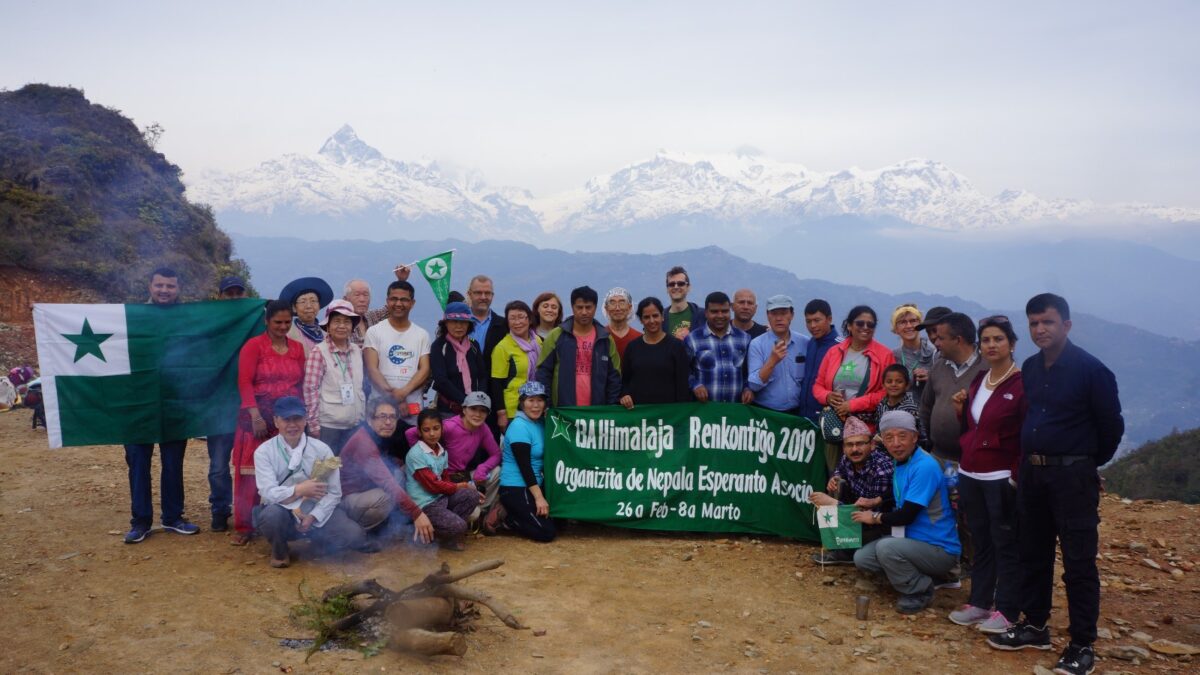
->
xmin=63 ymin=318 xmax=113 ymax=363
xmin=549 ymin=413 xmax=574 ymax=441
xmin=424 ymin=258 xmax=447 ymax=280
xmin=822 ymin=510 xmax=834 ymax=525
xmin=839 ymin=361 xmax=858 ymax=377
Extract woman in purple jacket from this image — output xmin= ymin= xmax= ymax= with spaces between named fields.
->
xmin=947 ymin=316 xmax=1026 ymax=635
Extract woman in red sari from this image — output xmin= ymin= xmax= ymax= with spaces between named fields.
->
xmin=230 ymin=299 xmax=306 ymax=544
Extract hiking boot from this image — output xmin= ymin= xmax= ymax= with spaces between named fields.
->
xmin=1053 ymin=642 xmax=1095 ymax=675
xmin=896 ymin=588 xmax=934 ymax=614
xmin=124 ymin=525 xmax=151 ymax=544
xmin=210 ymin=513 xmax=229 ymax=532
xmin=948 ymin=604 xmax=991 ymax=626
xmin=986 ymin=621 xmax=1052 ymax=651
xmin=163 ymin=519 xmax=200 ymax=535
xmin=977 ymin=610 xmax=1016 ymax=634
xmin=811 ymin=549 xmax=855 ymax=565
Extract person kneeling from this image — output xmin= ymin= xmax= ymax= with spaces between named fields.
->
xmin=851 ymin=411 xmax=961 ymax=614
xmin=498 ymin=382 xmax=556 ymax=542
xmin=253 ymin=396 xmax=377 ymax=568
xmin=405 ymin=410 xmax=484 ymax=551
xmin=810 ymin=416 xmax=894 ymax=564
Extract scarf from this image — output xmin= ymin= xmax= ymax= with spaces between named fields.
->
xmin=512 ymin=332 xmax=541 ymax=381
xmin=448 ymin=334 xmax=474 ymax=394
xmin=294 ymin=318 xmax=325 ymax=345
xmin=279 ymin=434 xmax=308 ymax=472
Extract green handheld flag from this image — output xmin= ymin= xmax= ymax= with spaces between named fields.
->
xmin=817 ymin=504 xmax=863 ymax=550
xmin=32 ymin=299 xmax=265 ymax=448
xmin=415 ymin=250 xmax=453 ymax=310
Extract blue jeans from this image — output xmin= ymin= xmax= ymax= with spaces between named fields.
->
xmin=206 ymin=433 xmax=235 ymax=517
xmin=124 ymin=440 xmax=188 ymax=528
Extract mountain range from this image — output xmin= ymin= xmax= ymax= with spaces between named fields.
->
xmin=188 ymin=126 xmax=1200 ymax=340
xmin=231 ymin=233 xmax=1200 ymax=452
xmin=188 ymin=125 xmax=1200 ymax=241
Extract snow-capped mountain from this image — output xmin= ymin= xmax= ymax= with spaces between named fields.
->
xmin=186 ymin=125 xmax=542 ymax=241
xmin=186 ymin=126 xmax=1200 ymax=243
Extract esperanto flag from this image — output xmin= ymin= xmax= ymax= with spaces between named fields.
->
xmin=415 ymin=250 xmax=453 ymax=310
xmin=816 ymin=504 xmax=863 ymax=550
xmin=32 ymin=299 xmax=265 ymax=448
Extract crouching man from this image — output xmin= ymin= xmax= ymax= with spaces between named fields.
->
xmin=851 ymin=410 xmax=961 ymax=613
xmin=809 ymin=416 xmax=894 ymax=565
xmin=253 ymin=396 xmax=379 ymax=568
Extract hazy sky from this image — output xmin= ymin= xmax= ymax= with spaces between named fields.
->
xmin=4 ymin=1 xmax=1198 ymax=205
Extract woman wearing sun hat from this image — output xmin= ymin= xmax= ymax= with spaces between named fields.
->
xmin=302 ymin=299 xmax=366 ymax=455
xmin=280 ymin=276 xmax=335 ymax=357
xmin=430 ymin=301 xmax=487 ymax=417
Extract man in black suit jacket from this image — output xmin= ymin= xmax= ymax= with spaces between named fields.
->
xmin=467 ymin=274 xmax=509 ymax=439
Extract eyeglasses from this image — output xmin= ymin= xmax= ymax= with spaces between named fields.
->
xmin=666 ymin=281 xmax=689 ymax=288
xmin=853 ymin=320 xmax=877 ymax=329
xmin=979 ymin=315 xmax=1010 ymax=326
xmin=386 ymin=297 xmax=414 ymax=304
xmin=372 ymin=413 xmax=398 ymax=421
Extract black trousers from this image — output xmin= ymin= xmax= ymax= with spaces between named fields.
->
xmin=1015 ymin=458 xmax=1100 ymax=645
xmin=959 ymin=474 xmax=1020 ymax=619
xmin=499 ymin=486 xmax=556 ymax=543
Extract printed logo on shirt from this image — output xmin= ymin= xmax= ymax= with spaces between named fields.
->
xmin=838 ymin=361 xmax=859 ymax=378
xmin=388 ymin=345 xmax=415 ymax=365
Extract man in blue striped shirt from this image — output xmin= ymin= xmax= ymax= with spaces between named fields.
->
xmin=685 ymin=292 xmax=754 ymax=404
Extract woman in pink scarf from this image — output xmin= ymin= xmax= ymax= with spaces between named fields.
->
xmin=430 ymin=301 xmax=486 ymax=417
xmin=490 ymin=300 xmax=543 ymax=431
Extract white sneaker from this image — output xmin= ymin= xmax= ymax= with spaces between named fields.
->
xmin=977 ymin=610 xmax=1015 ymax=634
xmin=948 ymin=604 xmax=991 ymax=626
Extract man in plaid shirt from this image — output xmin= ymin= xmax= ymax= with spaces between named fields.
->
xmin=810 ymin=416 xmax=894 ymax=564
xmin=685 ymin=291 xmax=754 ymax=404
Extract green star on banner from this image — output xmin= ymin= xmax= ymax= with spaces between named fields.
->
xmin=415 ymin=250 xmax=453 ymax=310
xmin=549 ymin=412 xmax=574 ymax=441
xmin=816 ymin=504 xmax=863 ymax=550
xmin=63 ymin=318 xmax=113 ymax=363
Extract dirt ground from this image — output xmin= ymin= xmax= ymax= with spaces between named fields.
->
xmin=1 ymin=410 xmax=1197 ymax=674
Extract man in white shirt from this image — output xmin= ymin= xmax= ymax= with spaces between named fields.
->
xmin=363 ymin=280 xmax=432 ymax=426
xmin=253 ymin=396 xmax=375 ymax=568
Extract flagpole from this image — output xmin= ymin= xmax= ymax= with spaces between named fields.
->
xmin=394 ymin=248 xmax=457 ymax=272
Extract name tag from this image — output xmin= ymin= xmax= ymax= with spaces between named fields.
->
xmin=340 ymin=383 xmax=355 ymax=406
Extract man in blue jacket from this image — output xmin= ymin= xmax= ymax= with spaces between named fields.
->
xmin=535 ymin=286 xmax=621 ymax=407
xmin=799 ymin=299 xmax=842 ymax=422
xmin=987 ymin=293 xmax=1124 ymax=675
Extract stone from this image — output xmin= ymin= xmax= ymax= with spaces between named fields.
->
xmin=57 ymin=552 xmax=80 ymax=560
xmin=829 ymin=636 xmax=844 ymax=645
xmin=1096 ymin=627 xmax=1113 ymax=640
xmin=870 ymin=628 xmax=893 ymax=638
xmin=1103 ymin=645 xmax=1150 ymax=661
xmin=1171 ymin=568 xmax=1185 ymax=579
xmin=821 ymin=576 xmax=836 ymax=585
xmin=1142 ymin=558 xmax=1162 ymax=571
xmin=682 ymin=553 xmax=694 ymax=561
xmin=1147 ymin=639 xmax=1200 ymax=656
xmin=1033 ymin=666 xmax=1056 ymax=675
xmin=942 ymin=630 xmax=963 ymax=642
xmin=1128 ymin=541 xmax=1149 ymax=552
xmin=1153 ymin=537 xmax=1167 ymax=548
xmin=533 ymin=629 xmax=547 ymax=637
xmin=853 ymin=578 xmax=877 ymax=592
xmin=696 ymin=620 xmax=712 ymax=628
xmin=810 ymin=626 xmax=829 ymax=642
xmin=1129 ymin=631 xmax=1153 ymax=643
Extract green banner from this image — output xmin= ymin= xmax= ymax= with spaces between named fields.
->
xmin=544 ymin=402 xmax=827 ymax=540
xmin=817 ymin=504 xmax=863 ymax=550
xmin=415 ymin=250 xmax=453 ymax=310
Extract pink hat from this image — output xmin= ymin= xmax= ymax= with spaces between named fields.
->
xmin=321 ymin=299 xmax=361 ymax=328
xmin=842 ymin=416 xmax=871 ymax=440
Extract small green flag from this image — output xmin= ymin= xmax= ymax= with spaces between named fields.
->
xmin=816 ymin=504 xmax=863 ymax=550
xmin=415 ymin=250 xmax=453 ymax=310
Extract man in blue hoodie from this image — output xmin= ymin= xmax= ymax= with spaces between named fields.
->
xmin=535 ymin=286 xmax=622 ymax=407
xmin=799 ymin=299 xmax=843 ymax=422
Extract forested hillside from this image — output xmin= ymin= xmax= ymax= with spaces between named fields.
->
xmin=1104 ymin=428 xmax=1200 ymax=504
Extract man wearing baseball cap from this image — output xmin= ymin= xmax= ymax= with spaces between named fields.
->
xmin=218 ymin=276 xmax=247 ymax=299
xmin=747 ymin=294 xmax=809 ymax=415
xmin=850 ymin=410 xmax=961 ymax=614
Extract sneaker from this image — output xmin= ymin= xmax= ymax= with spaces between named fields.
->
xmin=986 ymin=621 xmax=1052 ymax=651
xmin=1053 ymin=643 xmax=1095 ymax=675
xmin=811 ymin=549 xmax=855 ymax=565
xmin=163 ymin=519 xmax=200 ymax=535
xmin=210 ymin=513 xmax=229 ymax=532
xmin=896 ymin=588 xmax=934 ymax=614
xmin=948 ymin=604 xmax=992 ymax=626
xmin=977 ymin=610 xmax=1016 ymax=635
xmin=124 ymin=525 xmax=151 ymax=544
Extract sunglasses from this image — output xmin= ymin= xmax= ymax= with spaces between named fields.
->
xmin=853 ymin=320 xmax=877 ymax=329
xmin=666 ymin=281 xmax=689 ymax=288
xmin=979 ymin=315 xmax=1011 ymax=326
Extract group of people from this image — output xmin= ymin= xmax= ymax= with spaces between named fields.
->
xmin=115 ymin=264 xmax=1121 ymax=675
